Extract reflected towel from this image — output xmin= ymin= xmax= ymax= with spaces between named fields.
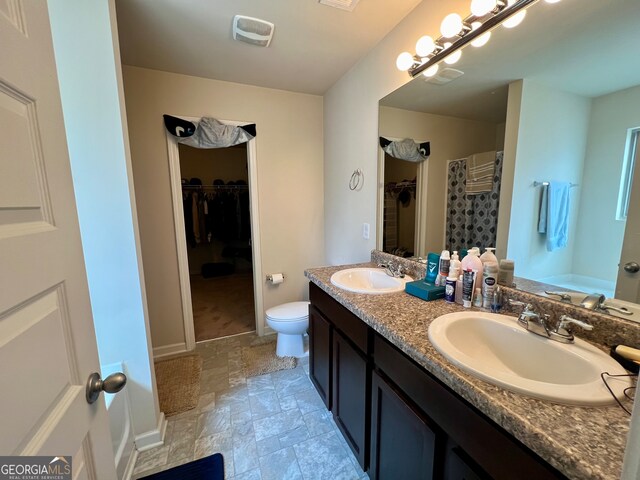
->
xmin=466 ymin=151 xmax=496 ymax=194
xmin=546 ymin=181 xmax=571 ymax=252
xmin=538 ymin=185 xmax=548 ymax=233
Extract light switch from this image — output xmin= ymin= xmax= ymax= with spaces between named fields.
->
xmin=362 ymin=223 xmax=370 ymax=239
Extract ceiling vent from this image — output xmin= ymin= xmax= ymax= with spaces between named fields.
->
xmin=319 ymin=0 xmax=360 ymax=12
xmin=232 ymin=15 xmax=275 ymax=47
xmin=424 ymin=68 xmax=464 ymax=85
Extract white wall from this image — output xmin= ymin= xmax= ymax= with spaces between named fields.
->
xmin=122 ymin=66 xmax=324 ymax=351
xmin=323 ymin=0 xmax=470 ymax=265
xmin=379 ymin=106 xmax=501 ymax=254
xmin=573 ymin=84 xmax=640 ymax=282
xmin=506 ymin=80 xmax=591 ymax=279
xmin=48 ymin=0 xmax=160 ymax=441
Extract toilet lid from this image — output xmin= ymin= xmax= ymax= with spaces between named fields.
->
xmin=266 ymin=301 xmax=310 ymax=321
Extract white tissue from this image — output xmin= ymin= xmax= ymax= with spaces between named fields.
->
xmin=269 ymin=273 xmax=284 ymax=285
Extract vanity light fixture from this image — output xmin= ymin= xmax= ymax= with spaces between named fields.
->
xmin=396 ymin=0 xmax=558 ymax=77
xmin=502 ymin=0 xmax=527 ymax=28
xmin=443 ymin=43 xmax=462 ymax=65
xmin=470 ymin=0 xmax=498 ymax=17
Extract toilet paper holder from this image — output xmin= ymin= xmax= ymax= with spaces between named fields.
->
xmin=266 ymin=273 xmax=285 ymax=283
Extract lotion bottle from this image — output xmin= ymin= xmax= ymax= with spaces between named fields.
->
xmin=480 ymin=247 xmax=498 ymax=267
xmin=461 ymin=248 xmax=483 ymax=290
xmin=450 ymin=251 xmax=461 ymax=276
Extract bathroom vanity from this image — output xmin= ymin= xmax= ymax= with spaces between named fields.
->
xmin=306 ymin=261 xmax=634 ymax=480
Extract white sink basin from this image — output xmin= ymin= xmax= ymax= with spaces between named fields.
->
xmin=428 ymin=312 xmax=631 ymax=406
xmin=330 ymin=268 xmax=413 ymax=294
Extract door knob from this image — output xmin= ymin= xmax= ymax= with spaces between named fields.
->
xmin=86 ymin=372 xmax=127 ymax=404
xmin=624 ymin=262 xmax=640 ymax=274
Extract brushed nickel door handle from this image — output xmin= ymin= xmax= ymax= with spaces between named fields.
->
xmin=86 ymin=372 xmax=127 ymax=404
xmin=624 ymin=262 xmax=640 ymax=274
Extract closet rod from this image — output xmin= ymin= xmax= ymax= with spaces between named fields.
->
xmin=182 ymin=185 xmax=248 ymax=190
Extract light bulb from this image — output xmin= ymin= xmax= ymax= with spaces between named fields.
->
xmin=503 ymin=0 xmax=526 ymax=28
xmin=422 ymin=64 xmax=439 ymax=77
xmin=470 ymin=21 xmax=491 ymax=47
xmin=416 ymin=35 xmax=436 ymax=57
xmin=440 ymin=13 xmax=463 ymax=38
xmin=470 ymin=0 xmax=497 ymax=17
xmin=545 ymin=0 xmax=561 ymax=3
xmin=443 ymin=43 xmax=462 ymax=64
xmin=503 ymin=9 xmax=526 ymax=28
xmin=396 ymin=52 xmax=415 ymax=71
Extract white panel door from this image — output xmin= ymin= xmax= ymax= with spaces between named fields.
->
xmin=0 ymin=1 xmax=116 ymax=478
xmin=616 ymin=140 xmax=640 ymax=303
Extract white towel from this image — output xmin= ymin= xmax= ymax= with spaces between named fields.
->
xmin=466 ymin=151 xmax=496 ymax=195
xmin=545 ymin=182 xmax=571 ymax=252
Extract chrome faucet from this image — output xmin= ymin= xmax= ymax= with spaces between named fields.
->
xmin=508 ymin=300 xmax=594 ymax=344
xmin=544 ymin=291 xmax=573 ymax=302
xmin=580 ymin=293 xmax=606 ymax=310
xmin=510 ymin=300 xmax=551 ymax=338
xmin=378 ymin=263 xmax=405 ymax=278
xmin=552 ymin=315 xmax=594 ymax=343
xmin=580 ymin=293 xmax=632 ymax=315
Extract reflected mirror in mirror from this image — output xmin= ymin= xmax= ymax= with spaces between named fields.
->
xmin=377 ymin=0 xmax=640 ymax=319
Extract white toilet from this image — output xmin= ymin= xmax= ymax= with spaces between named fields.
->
xmin=265 ymin=301 xmax=310 ymax=357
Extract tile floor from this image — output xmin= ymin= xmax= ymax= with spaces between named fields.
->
xmin=133 ymin=333 xmax=369 ymax=480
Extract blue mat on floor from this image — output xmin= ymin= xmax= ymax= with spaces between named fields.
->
xmin=139 ymin=454 xmax=224 ymax=479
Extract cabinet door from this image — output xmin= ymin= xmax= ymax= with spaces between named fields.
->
xmin=370 ymin=370 xmax=440 ymax=480
xmin=445 ymin=446 xmax=491 ymax=480
xmin=332 ymin=329 xmax=369 ymax=469
xmin=309 ymin=305 xmax=332 ymax=409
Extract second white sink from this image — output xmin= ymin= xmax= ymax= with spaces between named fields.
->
xmin=428 ymin=311 xmax=631 ymax=406
xmin=330 ymin=267 xmax=413 ymax=294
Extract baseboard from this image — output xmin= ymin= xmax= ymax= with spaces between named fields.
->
xmin=153 ymin=342 xmax=187 ymax=359
xmin=134 ymin=412 xmax=168 ymax=452
xmin=263 ymin=326 xmax=277 ymax=336
xmin=121 ymin=448 xmax=138 ymax=480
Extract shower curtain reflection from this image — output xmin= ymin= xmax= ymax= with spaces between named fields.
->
xmin=446 ymin=151 xmax=503 ymax=252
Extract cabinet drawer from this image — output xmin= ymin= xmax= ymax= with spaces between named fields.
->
xmin=309 ymin=282 xmax=368 ymax=353
xmin=373 ymin=334 xmax=566 ymax=480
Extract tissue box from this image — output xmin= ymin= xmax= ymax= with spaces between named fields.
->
xmin=405 ymin=280 xmax=446 ymax=301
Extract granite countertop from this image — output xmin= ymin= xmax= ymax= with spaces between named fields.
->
xmin=305 ymin=262 xmax=632 ymax=480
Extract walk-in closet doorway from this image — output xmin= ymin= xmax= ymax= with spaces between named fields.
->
xmin=166 ymin=117 xmax=264 ymax=349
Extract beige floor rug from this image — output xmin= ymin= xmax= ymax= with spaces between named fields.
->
xmin=155 ymin=354 xmax=203 ymax=417
xmin=242 ymin=341 xmax=297 ymax=377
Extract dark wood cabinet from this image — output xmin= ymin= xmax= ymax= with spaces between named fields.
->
xmin=445 ymin=446 xmax=491 ymax=480
xmin=308 ymin=282 xmax=566 ymax=480
xmin=308 ymin=305 xmax=332 ymax=409
xmin=370 ymin=370 xmax=440 ymax=480
xmin=332 ymin=329 xmax=369 ymax=468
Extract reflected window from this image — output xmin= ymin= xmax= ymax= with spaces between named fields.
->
xmin=617 ymin=127 xmax=640 ymax=221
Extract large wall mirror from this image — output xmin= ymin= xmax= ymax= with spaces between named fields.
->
xmin=377 ymin=0 xmax=640 ymax=319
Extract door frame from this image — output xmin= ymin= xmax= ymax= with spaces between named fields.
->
xmin=376 ymin=137 xmax=429 ymax=258
xmin=166 ymin=116 xmax=264 ymax=351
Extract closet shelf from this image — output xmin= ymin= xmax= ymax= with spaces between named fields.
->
xmin=182 ymin=184 xmax=249 ymax=190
